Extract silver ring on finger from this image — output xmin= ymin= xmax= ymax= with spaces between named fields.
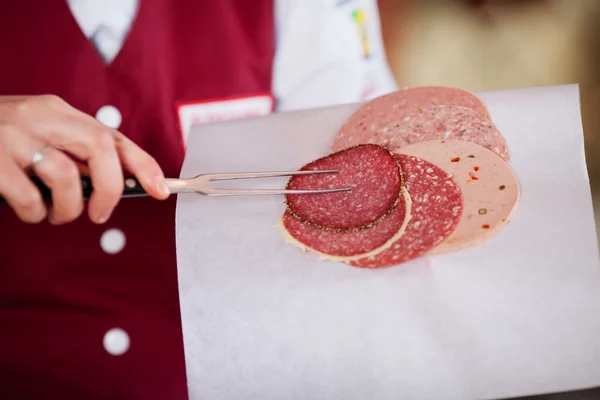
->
xmin=30 ymin=144 xmax=53 ymax=167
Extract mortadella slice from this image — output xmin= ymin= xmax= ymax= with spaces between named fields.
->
xmin=363 ymin=105 xmax=509 ymax=163
xmin=349 ymin=154 xmax=463 ymax=269
xmin=332 ymin=86 xmax=491 ymax=152
xmin=396 ymin=139 xmax=520 ymax=255
xmin=285 ymin=144 xmax=402 ymax=231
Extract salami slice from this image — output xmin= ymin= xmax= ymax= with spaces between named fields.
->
xmin=332 ymin=86 xmax=491 ymax=152
xmin=349 ymin=154 xmax=463 ymax=269
xmin=285 ymin=144 xmax=402 ymax=231
xmin=396 ymin=139 xmax=520 ymax=255
xmin=361 ymin=105 xmax=509 ymax=163
xmin=279 ymin=188 xmax=411 ymax=260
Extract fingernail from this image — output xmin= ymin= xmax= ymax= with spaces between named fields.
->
xmin=98 ymin=208 xmax=113 ymax=224
xmin=156 ymin=175 xmax=170 ymax=197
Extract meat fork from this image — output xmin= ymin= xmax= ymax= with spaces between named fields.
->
xmin=163 ymin=170 xmax=351 ymax=196
xmin=0 ymin=170 xmax=351 ymax=205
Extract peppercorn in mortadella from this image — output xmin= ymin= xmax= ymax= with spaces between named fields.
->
xmin=349 ymin=154 xmax=463 ymax=269
xmin=395 ymin=139 xmax=520 ymax=255
xmin=285 ymin=144 xmax=403 ymax=231
xmin=332 ymin=86 xmax=492 ymax=153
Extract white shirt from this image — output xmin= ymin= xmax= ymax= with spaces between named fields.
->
xmin=67 ymin=0 xmax=398 ymax=113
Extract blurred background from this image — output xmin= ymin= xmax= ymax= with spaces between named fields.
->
xmin=378 ymin=0 xmax=600 ymax=247
xmin=377 ymin=2 xmax=600 ymax=398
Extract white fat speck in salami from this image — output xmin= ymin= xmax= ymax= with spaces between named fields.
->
xmin=332 ymin=86 xmax=491 ymax=152
xmin=349 ymin=154 xmax=462 ymax=269
xmin=396 ymin=139 xmax=520 ymax=255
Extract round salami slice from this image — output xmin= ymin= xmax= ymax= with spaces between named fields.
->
xmin=396 ymin=139 xmax=520 ymax=255
xmin=349 ymin=154 xmax=463 ymax=269
xmin=285 ymin=144 xmax=402 ymax=231
xmin=279 ymin=187 xmax=412 ymax=261
xmin=332 ymin=86 xmax=491 ymax=152
xmin=362 ymin=105 xmax=509 ymax=163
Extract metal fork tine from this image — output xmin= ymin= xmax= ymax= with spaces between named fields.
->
xmin=203 ymin=187 xmax=352 ymax=196
xmin=207 ymin=169 xmax=340 ymax=182
xmin=194 ymin=169 xmax=352 ymax=196
xmin=167 ymin=169 xmax=352 ymax=196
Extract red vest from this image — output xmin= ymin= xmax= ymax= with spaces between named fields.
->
xmin=0 ymin=1 xmax=274 ymax=398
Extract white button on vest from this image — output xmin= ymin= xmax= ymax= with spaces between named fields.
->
xmin=103 ymin=328 xmax=130 ymax=356
xmin=100 ymin=228 xmax=126 ymax=254
xmin=95 ymin=105 xmax=122 ymax=129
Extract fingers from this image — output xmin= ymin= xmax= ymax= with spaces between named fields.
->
xmin=73 ymin=109 xmax=169 ymax=200
xmin=24 ymin=98 xmax=168 ymax=204
xmin=2 ymin=96 xmax=124 ymax=222
xmin=42 ymin=122 xmax=123 ymax=224
xmin=0 ymin=95 xmax=169 ymax=226
xmin=15 ymin=107 xmax=123 ymax=223
xmin=32 ymin=147 xmax=84 ymax=225
xmin=83 ymin=129 xmax=124 ymax=223
xmin=113 ymin=133 xmax=170 ymax=200
xmin=4 ymin=125 xmax=86 ymax=225
xmin=0 ymin=158 xmax=47 ymax=223
xmin=56 ymin=103 xmax=169 ymax=200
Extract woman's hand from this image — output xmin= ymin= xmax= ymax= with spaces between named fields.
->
xmin=0 ymin=95 xmax=170 ymax=225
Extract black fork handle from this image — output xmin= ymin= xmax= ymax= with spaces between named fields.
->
xmin=0 ymin=176 xmax=149 ymax=205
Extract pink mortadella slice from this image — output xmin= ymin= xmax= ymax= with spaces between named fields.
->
xmin=332 ymin=86 xmax=491 ymax=152
xmin=365 ymin=105 xmax=509 ymax=163
xmin=396 ymin=139 xmax=520 ymax=255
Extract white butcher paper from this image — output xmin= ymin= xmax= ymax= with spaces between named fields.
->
xmin=175 ymin=85 xmax=600 ymax=400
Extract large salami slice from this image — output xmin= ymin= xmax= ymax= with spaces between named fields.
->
xmin=360 ymin=105 xmax=509 ymax=163
xmin=285 ymin=144 xmax=402 ymax=231
xmin=396 ymin=139 xmax=520 ymax=255
xmin=349 ymin=154 xmax=463 ymax=269
xmin=279 ymin=187 xmax=411 ymax=260
xmin=332 ymin=86 xmax=491 ymax=152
